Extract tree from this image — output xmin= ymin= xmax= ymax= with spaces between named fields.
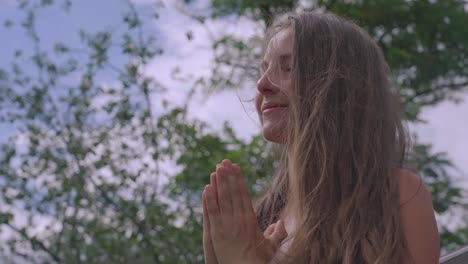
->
xmin=0 ymin=0 xmax=466 ymax=263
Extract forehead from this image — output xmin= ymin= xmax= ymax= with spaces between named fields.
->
xmin=264 ymin=28 xmax=294 ymax=61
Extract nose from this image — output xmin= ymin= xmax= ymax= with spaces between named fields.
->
xmin=256 ymin=71 xmax=278 ymax=95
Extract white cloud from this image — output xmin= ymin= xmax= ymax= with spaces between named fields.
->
xmin=412 ymin=94 xmax=468 ymax=188
xmin=188 ymin=89 xmax=260 ymax=141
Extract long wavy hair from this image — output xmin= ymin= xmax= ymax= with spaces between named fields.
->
xmin=254 ymin=10 xmax=412 ymax=264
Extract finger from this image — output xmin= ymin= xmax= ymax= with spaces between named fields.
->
xmin=223 ymin=163 xmax=244 ymax=217
xmin=263 ymin=223 xmax=276 ymax=237
xmin=203 ymin=190 xmax=211 ymax=232
xmin=221 ymin=159 xmax=232 ymax=166
xmin=210 ymin=172 xmax=219 ymax=208
xmin=216 ymin=166 xmax=233 ymax=218
xmin=210 ymin=172 xmax=217 ymax=188
xmin=203 ymin=190 xmax=218 ymax=264
xmin=232 ymin=164 xmax=255 ymax=217
xmin=232 ymin=163 xmax=259 ymax=239
xmin=205 ymin=185 xmax=222 ymax=227
xmin=270 ymin=220 xmax=288 ymax=247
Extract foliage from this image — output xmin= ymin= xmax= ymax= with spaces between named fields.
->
xmin=0 ymin=0 xmax=466 ymax=263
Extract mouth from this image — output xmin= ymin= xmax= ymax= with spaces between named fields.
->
xmin=262 ymin=106 xmax=288 ymax=114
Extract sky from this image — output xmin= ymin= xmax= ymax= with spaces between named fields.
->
xmin=0 ymin=0 xmax=467 ymax=245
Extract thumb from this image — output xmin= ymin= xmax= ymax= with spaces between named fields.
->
xmin=263 ymin=223 xmax=276 ymax=237
xmin=269 ymin=220 xmax=288 ymax=247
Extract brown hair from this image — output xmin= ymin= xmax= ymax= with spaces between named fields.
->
xmin=254 ymin=10 xmax=411 ymax=263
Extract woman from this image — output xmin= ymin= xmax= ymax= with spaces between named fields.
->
xmin=202 ymin=10 xmax=440 ymax=264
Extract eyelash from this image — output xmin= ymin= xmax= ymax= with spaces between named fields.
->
xmin=260 ymin=64 xmax=291 ymax=74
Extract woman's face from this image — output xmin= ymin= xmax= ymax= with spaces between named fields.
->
xmin=256 ymin=28 xmax=294 ymax=144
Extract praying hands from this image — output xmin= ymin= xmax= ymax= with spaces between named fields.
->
xmin=202 ymin=159 xmax=288 ymax=264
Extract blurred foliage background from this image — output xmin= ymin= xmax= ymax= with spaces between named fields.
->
xmin=0 ymin=0 xmax=467 ymax=263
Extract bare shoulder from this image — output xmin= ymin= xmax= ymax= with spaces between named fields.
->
xmin=398 ymin=169 xmax=424 ymax=206
xmin=397 ymin=169 xmax=440 ymax=263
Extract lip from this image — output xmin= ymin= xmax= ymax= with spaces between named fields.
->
xmin=262 ymin=106 xmax=288 ymax=114
xmin=261 ymin=102 xmax=289 ymax=112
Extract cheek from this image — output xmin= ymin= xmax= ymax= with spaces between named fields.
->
xmin=283 ymin=81 xmax=293 ymax=98
xmin=255 ymin=93 xmax=262 ymax=117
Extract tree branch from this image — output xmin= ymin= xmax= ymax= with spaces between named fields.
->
xmin=406 ymin=80 xmax=468 ymax=105
xmin=6 ymin=223 xmax=61 ymax=263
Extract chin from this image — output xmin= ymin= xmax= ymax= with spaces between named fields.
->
xmin=258 ymin=112 xmax=289 ymax=144
xmin=262 ymin=128 xmax=287 ymax=144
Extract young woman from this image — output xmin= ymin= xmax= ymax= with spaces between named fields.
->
xmin=202 ymin=10 xmax=440 ymax=264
